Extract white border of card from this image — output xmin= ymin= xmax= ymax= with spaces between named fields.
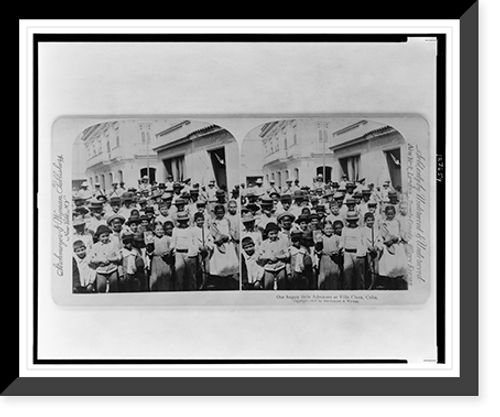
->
xmin=52 ymin=114 xmax=433 ymax=307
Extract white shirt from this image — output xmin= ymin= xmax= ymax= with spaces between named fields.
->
xmin=74 ymin=255 xmax=96 ymax=287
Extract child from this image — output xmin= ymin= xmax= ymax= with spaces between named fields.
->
xmin=363 ymin=212 xmax=383 ymax=290
xmin=171 ymin=211 xmax=198 ymax=291
xmin=341 ymin=212 xmax=367 ymax=290
xmin=191 ymin=212 xmax=212 ymax=290
xmin=255 ymin=197 xmax=278 ymax=233
xmin=156 ymin=201 xmax=173 ymax=225
xmin=241 ymin=212 xmax=262 ymax=250
xmin=257 ymin=222 xmax=289 ymax=290
xmin=300 ymin=230 xmax=317 ymax=290
xmin=241 ymin=236 xmax=264 ymax=290
xmin=72 ymin=214 xmax=93 ymax=251
xmin=378 ymin=205 xmax=408 ymax=290
xmin=333 ymin=220 xmax=344 ymax=237
xmin=226 ymin=199 xmax=241 ymax=257
xmin=288 ymin=230 xmax=310 ymax=290
xmin=207 ymin=204 xmax=239 ymax=290
xmin=315 ymin=221 xmax=342 ymax=290
xmin=326 ymin=201 xmax=344 ymax=226
xmin=124 ymin=215 xmax=140 ymax=235
xmin=120 ymin=232 xmax=141 ymax=292
xmin=132 ymin=232 xmax=148 ymax=291
xmin=72 ymin=240 xmax=96 ymax=293
xmin=107 ymin=214 xmax=126 ymax=249
xmin=295 ymin=214 xmax=310 ymax=233
xmin=87 ymin=200 xmax=107 ymax=240
xmin=146 ymin=221 xmax=174 ymax=291
xmin=89 ymin=224 xmax=122 ymax=293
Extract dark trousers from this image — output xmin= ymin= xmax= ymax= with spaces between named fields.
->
xmin=343 ymin=253 xmax=365 ymax=290
xmin=263 ymin=269 xmax=286 ymax=290
xmin=96 ymin=271 xmax=118 ymax=293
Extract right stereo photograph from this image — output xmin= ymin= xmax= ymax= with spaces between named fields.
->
xmin=239 ymin=117 xmax=429 ymax=296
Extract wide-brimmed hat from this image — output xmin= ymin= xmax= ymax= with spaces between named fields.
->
xmin=95 ymin=224 xmax=112 ymax=237
xmin=260 ymin=197 xmax=274 ymax=206
xmin=89 ymin=200 xmax=103 ymax=210
xmin=277 ymin=212 xmax=296 ymax=223
xmin=280 ymin=193 xmax=292 ymax=202
xmin=72 ymin=215 xmax=86 ymax=227
xmin=125 ymin=215 xmax=140 ymax=226
xmin=345 ymin=211 xmax=359 ymax=222
xmin=292 ymin=190 xmax=305 ymax=200
xmin=241 ymin=212 xmax=255 ymax=223
xmin=295 ymin=214 xmax=310 ymax=224
xmin=174 ymin=198 xmax=187 ymax=205
xmin=345 ymin=198 xmax=356 ymax=205
xmin=144 ymin=206 xmax=155 ymax=214
xmin=106 ymin=214 xmax=125 ymax=225
xmin=333 ymin=192 xmax=344 ymax=199
xmin=264 ymin=222 xmax=279 ymax=234
xmin=121 ymin=191 xmax=135 ymax=202
xmin=245 ymin=203 xmax=260 ymax=213
xmin=176 ymin=211 xmax=190 ymax=222
xmin=122 ymin=232 xmax=134 ymax=243
xmin=109 ymin=196 xmax=122 ymax=205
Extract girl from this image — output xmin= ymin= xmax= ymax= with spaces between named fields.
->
xmin=207 ymin=204 xmax=239 ymax=289
xmin=315 ymin=221 xmax=342 ymax=290
xmin=378 ymin=205 xmax=408 ymax=290
xmin=146 ymin=221 xmax=174 ymax=291
xmin=90 ymin=225 xmax=122 ymax=293
xmin=257 ymin=222 xmax=289 ymax=290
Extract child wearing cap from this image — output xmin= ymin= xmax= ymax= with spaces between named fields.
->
xmin=146 ymin=221 xmax=174 ymax=291
xmin=89 ymin=225 xmax=122 ymax=293
xmin=377 ymin=205 xmax=408 ymax=290
xmin=72 ymin=215 xmax=93 ymax=251
xmin=341 ymin=212 xmax=368 ymax=290
xmin=241 ymin=236 xmax=264 ymax=290
xmin=120 ymin=233 xmax=141 ymax=292
xmin=362 ymin=212 xmax=383 ymax=290
xmin=72 ymin=240 xmax=96 ymax=293
xmin=241 ymin=212 xmax=263 ymax=250
xmin=288 ymin=231 xmax=312 ymax=290
xmin=87 ymin=200 xmax=107 ymax=240
xmin=315 ymin=221 xmax=342 ymax=290
xmin=255 ymin=198 xmax=278 ymax=234
xmin=191 ymin=212 xmax=212 ymax=289
xmin=257 ymin=222 xmax=289 ymax=290
xmin=171 ymin=212 xmax=198 ymax=291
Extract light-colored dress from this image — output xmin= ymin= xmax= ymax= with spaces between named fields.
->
xmin=378 ymin=218 xmax=408 ymax=278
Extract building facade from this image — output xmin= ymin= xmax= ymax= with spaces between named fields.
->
xmin=153 ymin=121 xmax=239 ymax=191
xmin=259 ymin=119 xmax=338 ymax=189
xmin=329 ymin=120 xmax=406 ymax=191
xmin=78 ymin=120 xmax=174 ymax=192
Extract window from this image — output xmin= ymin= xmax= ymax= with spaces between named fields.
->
xmin=117 ymin=170 xmax=124 ymax=183
xmin=140 ymin=167 xmax=157 ymax=184
xmin=162 ymin=156 xmax=185 ymax=182
xmin=339 ymin=155 xmax=361 ymax=182
xmin=116 ymin=135 xmax=120 ymax=147
xmin=294 ymin=168 xmax=299 ymax=181
xmin=384 ymin=148 xmax=402 ymax=191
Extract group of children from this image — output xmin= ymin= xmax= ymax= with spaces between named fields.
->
xmin=240 ymin=179 xmax=409 ymax=291
xmin=72 ymin=175 xmax=409 ymax=293
xmin=72 ymin=179 xmax=240 ymax=294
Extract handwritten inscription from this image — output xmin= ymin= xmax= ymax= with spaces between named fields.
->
xmin=52 ymin=155 xmax=70 ymax=276
xmin=407 ymin=144 xmax=428 ymax=284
